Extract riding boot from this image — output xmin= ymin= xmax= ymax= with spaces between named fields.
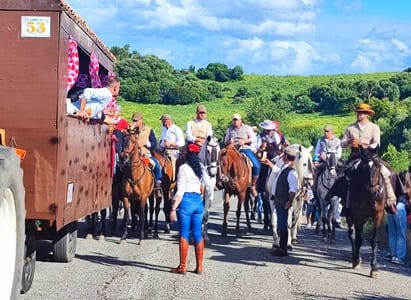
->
xmin=194 ymin=238 xmax=204 ymax=274
xmin=155 ymin=181 xmax=162 ymax=198
xmin=251 ymin=178 xmax=258 ymax=197
xmin=171 ymin=236 xmax=189 ymax=275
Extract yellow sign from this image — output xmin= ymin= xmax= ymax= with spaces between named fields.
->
xmin=21 ymin=16 xmax=51 ymax=38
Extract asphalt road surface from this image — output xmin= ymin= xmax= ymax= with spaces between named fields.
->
xmin=21 ymin=192 xmax=411 ymax=300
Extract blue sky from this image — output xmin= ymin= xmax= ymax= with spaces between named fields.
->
xmin=68 ymin=0 xmax=411 ymax=75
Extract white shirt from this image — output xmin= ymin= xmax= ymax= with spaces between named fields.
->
xmin=175 ymin=163 xmax=211 ymax=197
xmin=271 ymin=162 xmax=298 ymax=197
xmin=186 ymin=118 xmax=213 ymax=143
xmin=160 ymin=124 xmax=185 ymax=148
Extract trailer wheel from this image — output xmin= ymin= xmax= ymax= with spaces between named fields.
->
xmin=0 ymin=146 xmax=26 ymax=299
xmin=21 ymin=233 xmax=36 ymax=294
xmin=53 ymin=221 xmax=77 ymax=262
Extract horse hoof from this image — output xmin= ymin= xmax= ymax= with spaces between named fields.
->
xmin=138 ymin=239 xmax=142 ymax=245
xmin=85 ymin=233 xmax=93 ymax=240
xmin=291 ymin=239 xmax=297 ymax=245
xmin=119 ymin=239 xmax=126 ymax=244
xmin=352 ymin=264 xmax=361 ymax=270
xmin=98 ymin=235 xmax=105 ymax=241
xmin=153 ymin=232 xmax=159 ymax=239
xmin=370 ymin=270 xmax=378 ymax=278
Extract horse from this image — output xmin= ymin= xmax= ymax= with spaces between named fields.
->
xmin=198 ymin=136 xmax=220 ymax=244
xmin=326 ymin=146 xmax=386 ymax=278
xmin=219 ymin=144 xmax=252 ymax=236
xmin=145 ymin=149 xmax=175 ymax=238
xmin=266 ymin=144 xmax=314 ymax=248
xmin=316 ymin=152 xmax=342 ymax=242
xmin=120 ymin=129 xmax=154 ymax=244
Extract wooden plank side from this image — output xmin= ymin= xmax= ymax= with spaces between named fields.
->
xmin=58 ymin=118 xmax=112 ymax=230
xmin=0 ymin=0 xmax=61 ymax=11
xmin=0 ymin=10 xmax=60 ymax=220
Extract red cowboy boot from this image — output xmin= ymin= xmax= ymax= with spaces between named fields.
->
xmin=194 ymin=238 xmax=204 ymax=274
xmin=171 ymin=236 xmax=189 ymax=275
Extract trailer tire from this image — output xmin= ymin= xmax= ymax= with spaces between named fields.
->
xmin=0 ymin=146 xmax=26 ymax=299
xmin=53 ymin=221 xmax=77 ymax=262
xmin=21 ymin=233 xmax=36 ymax=294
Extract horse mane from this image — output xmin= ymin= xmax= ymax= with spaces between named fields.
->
xmin=291 ymin=144 xmax=313 ymax=186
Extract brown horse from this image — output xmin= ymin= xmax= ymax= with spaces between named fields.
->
xmin=121 ymin=129 xmax=154 ymax=244
xmin=327 ymin=146 xmax=386 ymax=278
xmin=145 ymin=149 xmax=176 ymax=237
xmin=219 ymin=145 xmax=252 ymax=236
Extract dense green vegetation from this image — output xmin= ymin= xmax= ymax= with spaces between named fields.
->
xmin=112 ymin=45 xmax=411 ymax=171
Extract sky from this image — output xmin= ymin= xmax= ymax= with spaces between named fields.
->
xmin=67 ymin=0 xmax=411 ymax=76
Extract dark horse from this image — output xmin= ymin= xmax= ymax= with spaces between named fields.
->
xmin=316 ymin=152 xmax=342 ymax=242
xmin=327 ymin=146 xmax=386 ymax=278
xmin=219 ymin=144 xmax=252 ymax=236
xmin=121 ymin=129 xmax=154 ymax=244
xmin=145 ymin=149 xmax=175 ymax=238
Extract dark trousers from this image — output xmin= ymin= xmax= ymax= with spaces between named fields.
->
xmin=276 ymin=205 xmax=289 ymax=251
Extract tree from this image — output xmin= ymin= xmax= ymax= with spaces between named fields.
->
xmin=196 ymin=68 xmax=215 ymax=80
xmin=357 ymin=80 xmax=380 ymax=103
xmin=206 ymin=63 xmax=231 ymax=82
xmin=231 ymin=65 xmax=244 ymax=81
xmin=377 ymin=80 xmax=400 ymax=101
xmin=389 ymin=72 xmax=411 ymax=99
xmin=381 ymin=144 xmax=410 ymax=172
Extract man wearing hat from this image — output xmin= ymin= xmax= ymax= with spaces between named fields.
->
xmin=256 ymin=120 xmax=280 ymax=229
xmin=262 ymin=147 xmax=298 ymax=256
xmin=159 ymin=114 xmax=185 ymax=180
xmin=225 ymin=113 xmax=260 ymax=196
xmin=131 ymin=112 xmax=163 ymax=198
xmin=186 ymin=105 xmax=213 ymax=146
xmin=341 ymin=103 xmax=397 ymax=210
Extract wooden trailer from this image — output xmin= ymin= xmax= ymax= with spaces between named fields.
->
xmin=0 ymin=0 xmax=117 ymax=295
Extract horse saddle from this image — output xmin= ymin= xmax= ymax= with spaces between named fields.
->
xmin=240 ymin=153 xmax=253 ymax=185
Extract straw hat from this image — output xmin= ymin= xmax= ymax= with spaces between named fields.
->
xmin=355 ymin=103 xmax=375 ymax=115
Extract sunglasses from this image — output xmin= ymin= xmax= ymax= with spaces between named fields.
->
xmin=198 ymin=112 xmax=206 ymax=114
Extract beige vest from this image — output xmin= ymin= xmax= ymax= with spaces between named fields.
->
xmin=139 ymin=124 xmax=152 ymax=156
xmin=188 ymin=119 xmax=211 ymax=140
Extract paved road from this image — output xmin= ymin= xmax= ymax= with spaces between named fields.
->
xmin=21 ymin=193 xmax=411 ymax=300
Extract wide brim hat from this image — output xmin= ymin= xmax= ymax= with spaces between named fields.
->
xmin=259 ymin=119 xmax=277 ymax=130
xmin=355 ymin=103 xmax=375 ymax=115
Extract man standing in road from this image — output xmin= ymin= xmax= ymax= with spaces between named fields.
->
xmin=263 ymin=147 xmax=298 ymax=256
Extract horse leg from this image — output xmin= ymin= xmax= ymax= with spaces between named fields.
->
xmin=120 ymin=198 xmax=130 ymax=243
xmin=98 ymin=208 xmax=107 ymax=241
xmin=203 ymin=184 xmax=213 ymax=245
xmin=222 ymin=192 xmax=230 ymax=236
xmin=370 ymin=211 xmax=384 ymax=278
xmin=352 ymin=222 xmax=363 ymax=269
xmin=236 ymin=198 xmax=242 ymax=237
xmin=329 ymin=197 xmax=339 ymax=242
xmin=163 ymin=190 xmax=171 ymax=234
xmin=139 ymin=199 xmax=146 ymax=244
xmin=244 ymin=190 xmax=252 ymax=232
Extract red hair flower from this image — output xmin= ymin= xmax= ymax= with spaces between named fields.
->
xmin=188 ymin=143 xmax=201 ymax=153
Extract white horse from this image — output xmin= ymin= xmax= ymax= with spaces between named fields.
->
xmin=199 ymin=135 xmax=220 ymax=244
xmin=266 ymin=144 xmax=314 ymax=248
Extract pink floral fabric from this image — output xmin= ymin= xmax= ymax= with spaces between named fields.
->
xmin=66 ymin=37 xmax=79 ymax=91
xmin=89 ymin=53 xmax=102 ymax=88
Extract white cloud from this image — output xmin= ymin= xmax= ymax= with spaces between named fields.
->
xmin=334 ymin=0 xmax=362 ymax=12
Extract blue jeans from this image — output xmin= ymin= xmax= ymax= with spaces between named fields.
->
xmin=177 ymin=192 xmax=204 ymax=243
xmin=276 ymin=205 xmax=289 ymax=251
xmin=387 ymin=201 xmax=407 ymax=260
xmin=240 ymin=149 xmax=260 ymax=178
xmin=152 ymin=156 xmax=162 ymax=181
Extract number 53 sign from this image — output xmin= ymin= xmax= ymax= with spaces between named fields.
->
xmin=21 ymin=16 xmax=51 ymax=38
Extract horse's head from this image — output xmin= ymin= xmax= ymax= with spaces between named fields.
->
xmin=326 ymin=152 xmax=338 ymax=178
xmin=121 ymin=128 xmax=140 ymax=165
xmin=200 ymin=136 xmax=221 ymax=177
xmin=294 ymin=144 xmax=314 ymax=187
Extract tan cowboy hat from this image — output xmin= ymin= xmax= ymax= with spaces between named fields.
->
xmin=355 ymin=103 xmax=375 ymax=115
xmin=259 ymin=119 xmax=276 ymax=130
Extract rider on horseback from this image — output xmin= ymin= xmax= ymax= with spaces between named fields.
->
xmin=314 ymin=124 xmax=343 ymax=176
xmin=340 ymin=103 xmax=397 ymax=212
xmin=186 ymin=105 xmax=213 ymax=147
xmin=225 ymin=113 xmax=260 ymax=196
xmin=130 ymin=112 xmax=163 ymax=198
